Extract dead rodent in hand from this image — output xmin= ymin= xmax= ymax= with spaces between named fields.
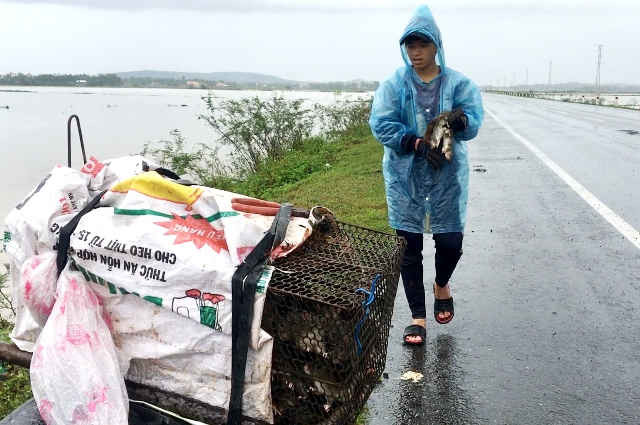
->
xmin=426 ymin=114 xmax=454 ymax=161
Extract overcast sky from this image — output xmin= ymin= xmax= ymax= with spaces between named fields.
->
xmin=1 ymin=0 xmax=639 ymax=86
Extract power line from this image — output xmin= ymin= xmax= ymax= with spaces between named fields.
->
xmin=595 ymin=44 xmax=603 ymax=93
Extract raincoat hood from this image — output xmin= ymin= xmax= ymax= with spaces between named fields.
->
xmin=399 ymin=5 xmax=445 ymax=71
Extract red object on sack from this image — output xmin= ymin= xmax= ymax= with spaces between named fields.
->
xmin=185 ymin=289 xmax=202 ymax=299
xmin=231 ymin=197 xmax=281 ymax=216
xmin=202 ymin=293 xmax=225 ymax=304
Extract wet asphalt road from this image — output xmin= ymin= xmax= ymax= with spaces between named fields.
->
xmin=365 ymin=94 xmax=640 ymax=425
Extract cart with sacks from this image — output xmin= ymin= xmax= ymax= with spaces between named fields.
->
xmin=0 ymin=117 xmax=404 ymax=425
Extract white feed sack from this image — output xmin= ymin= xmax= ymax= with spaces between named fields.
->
xmin=69 ymin=171 xmax=311 ymax=348
xmin=97 ymin=285 xmax=274 ymax=422
xmin=4 ymin=160 xmax=312 ymax=424
xmin=4 ymin=167 xmax=90 ymax=266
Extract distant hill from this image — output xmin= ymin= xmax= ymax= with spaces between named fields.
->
xmin=0 ymin=71 xmax=378 ymax=92
xmin=117 ymin=70 xmax=294 ymax=84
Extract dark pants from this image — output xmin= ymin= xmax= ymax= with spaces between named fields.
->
xmin=396 ymin=230 xmax=463 ymax=319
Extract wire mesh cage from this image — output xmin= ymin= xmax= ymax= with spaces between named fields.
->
xmin=263 ymin=220 xmax=405 ymax=425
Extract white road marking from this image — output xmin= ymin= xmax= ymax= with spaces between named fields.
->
xmin=486 ymin=108 xmax=640 ymax=251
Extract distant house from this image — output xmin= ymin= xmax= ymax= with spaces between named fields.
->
xmin=215 ymin=82 xmax=230 ymax=88
xmin=186 ymin=80 xmax=202 ymax=88
xmin=75 ymin=80 xmax=88 ymax=86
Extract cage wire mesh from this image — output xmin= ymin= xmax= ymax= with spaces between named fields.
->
xmin=264 ymin=219 xmax=405 ymax=425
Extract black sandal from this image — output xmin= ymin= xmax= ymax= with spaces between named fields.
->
xmin=433 ymin=297 xmax=454 ymax=324
xmin=403 ymin=324 xmax=426 ymax=346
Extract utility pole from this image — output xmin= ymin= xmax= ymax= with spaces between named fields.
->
xmin=595 ymin=44 xmax=603 ymax=94
xmin=525 ymin=67 xmax=529 ymax=87
xmin=547 ymin=60 xmax=552 ymax=89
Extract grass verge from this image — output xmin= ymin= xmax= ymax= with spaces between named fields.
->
xmin=0 ymin=320 xmax=32 ymax=419
xmin=228 ymin=124 xmax=390 ymax=233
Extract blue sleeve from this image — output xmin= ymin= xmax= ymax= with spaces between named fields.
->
xmin=369 ymin=79 xmax=411 ymax=153
xmin=453 ymin=77 xmax=483 ymax=141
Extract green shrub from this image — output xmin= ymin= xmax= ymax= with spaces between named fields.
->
xmin=0 ymin=271 xmax=14 ymax=319
xmin=314 ymin=98 xmax=371 ymax=140
xmin=142 ymin=129 xmax=199 ymax=176
xmin=142 ymin=129 xmax=237 ymax=189
xmin=143 ymin=95 xmax=373 ymax=193
xmin=199 ymin=95 xmax=314 ymax=176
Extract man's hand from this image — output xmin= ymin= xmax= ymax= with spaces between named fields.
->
xmin=446 ymin=108 xmax=468 ymax=133
xmin=415 ymin=137 xmax=446 ymax=169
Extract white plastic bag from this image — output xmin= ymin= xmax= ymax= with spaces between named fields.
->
xmin=30 ymin=266 xmax=128 ymax=425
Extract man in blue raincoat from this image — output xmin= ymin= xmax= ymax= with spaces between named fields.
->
xmin=369 ymin=5 xmax=483 ymax=345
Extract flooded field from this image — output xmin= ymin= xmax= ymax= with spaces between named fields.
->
xmin=0 ymin=86 xmax=368 ymax=220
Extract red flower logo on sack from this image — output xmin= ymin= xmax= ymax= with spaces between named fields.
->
xmin=154 ymin=214 xmax=229 ymax=252
xmin=80 ymin=156 xmax=105 ymax=178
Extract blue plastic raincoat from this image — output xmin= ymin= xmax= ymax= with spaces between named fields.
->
xmin=369 ymin=5 xmax=483 ymax=234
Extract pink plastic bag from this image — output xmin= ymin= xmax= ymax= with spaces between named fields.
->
xmin=30 ymin=267 xmax=128 ymax=425
xmin=18 ymin=252 xmax=59 ymax=326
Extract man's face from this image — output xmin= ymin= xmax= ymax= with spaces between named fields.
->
xmin=406 ymin=39 xmax=437 ymax=69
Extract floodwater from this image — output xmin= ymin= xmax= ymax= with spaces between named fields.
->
xmin=0 ymin=86 xmax=368 ymax=221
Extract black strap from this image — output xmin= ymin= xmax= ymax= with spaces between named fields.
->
xmin=67 ymin=115 xmax=87 ymax=168
xmin=154 ymin=167 xmax=181 ymax=180
xmin=227 ymin=204 xmax=291 ymax=425
xmin=433 ymin=297 xmax=454 ymax=319
xmin=56 ymin=190 xmax=107 ymax=274
xmin=153 ymin=167 xmax=197 ymax=186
